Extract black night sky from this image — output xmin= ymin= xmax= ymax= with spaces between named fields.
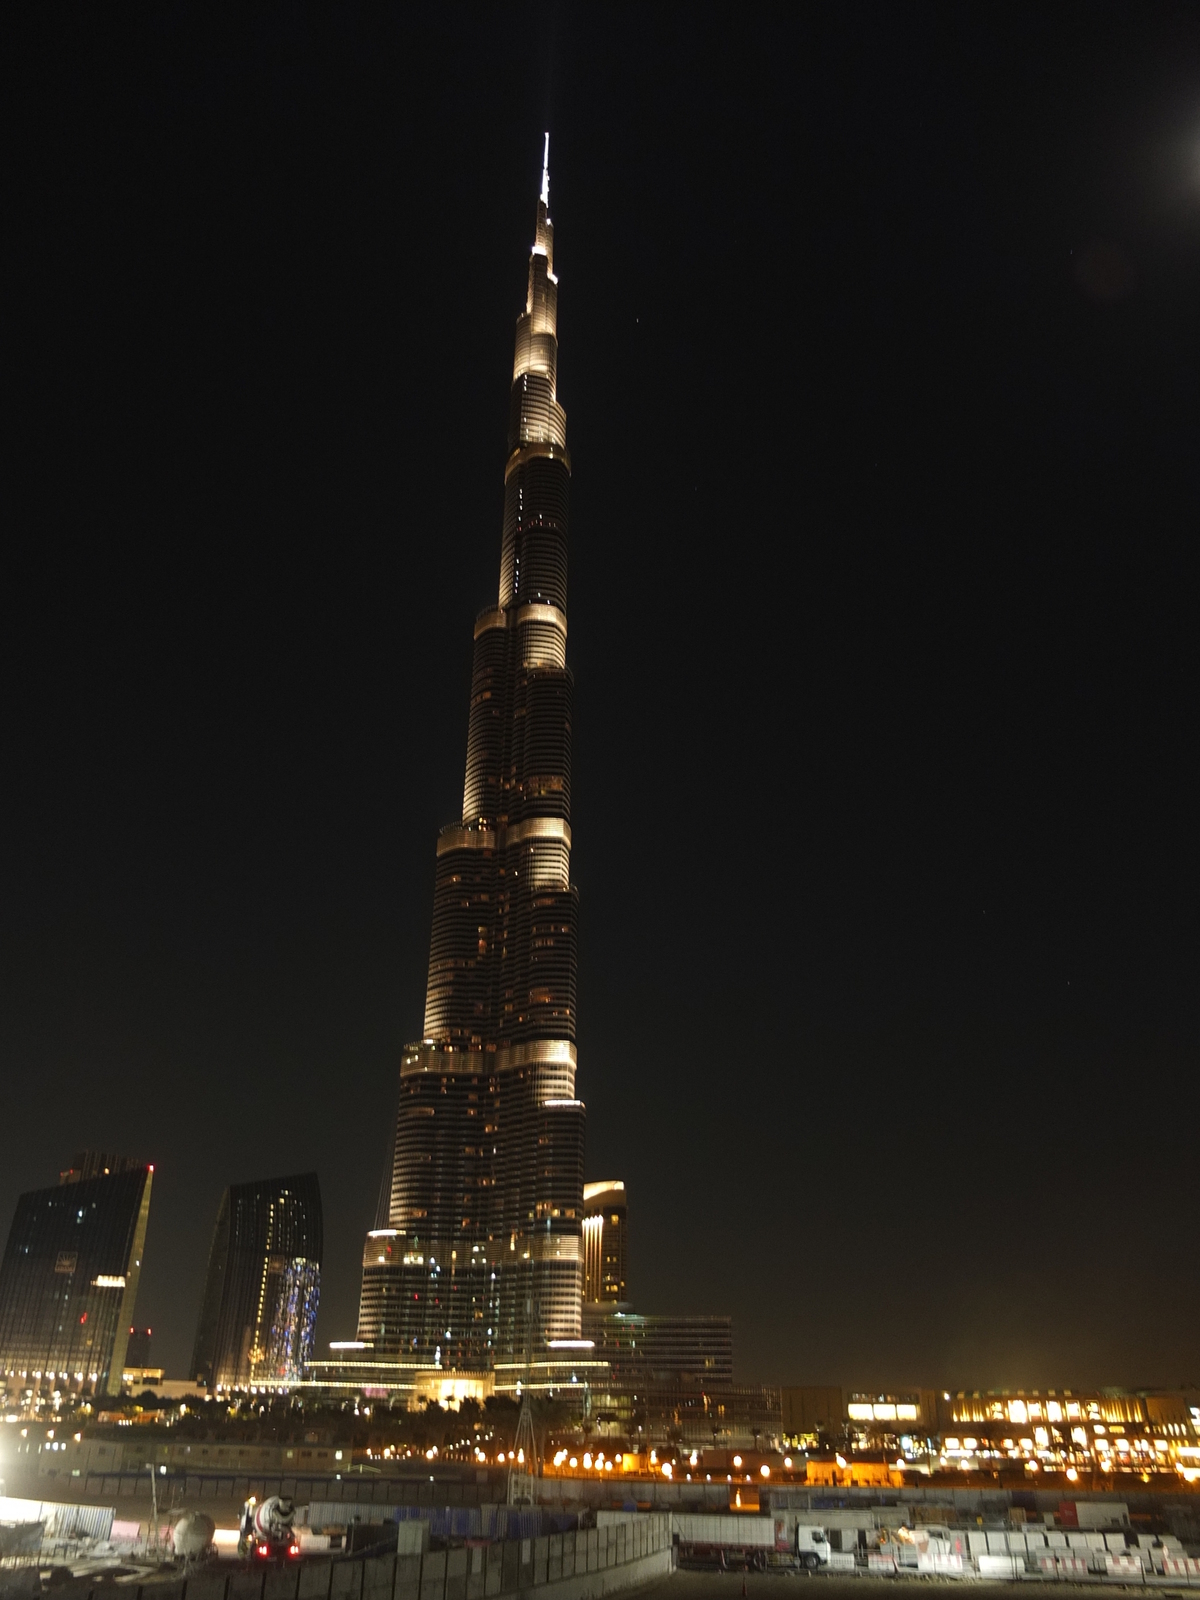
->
xmin=5 ymin=6 xmax=1200 ymax=1389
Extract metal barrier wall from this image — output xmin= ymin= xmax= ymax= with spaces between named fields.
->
xmin=76 ymin=1477 xmax=508 ymax=1509
xmin=57 ymin=1514 xmax=673 ymax=1600
xmin=301 ymin=1507 xmax=570 ymax=1542
xmin=0 ymin=1497 xmax=114 ymax=1542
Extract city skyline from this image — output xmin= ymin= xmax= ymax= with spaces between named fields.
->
xmin=4 ymin=8 xmax=1199 ymax=1389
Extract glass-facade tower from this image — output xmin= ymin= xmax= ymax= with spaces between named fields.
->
xmin=359 ymin=142 xmax=585 ymax=1373
xmin=191 ymin=1172 xmax=322 ymax=1391
xmin=0 ymin=1153 xmax=153 ymax=1400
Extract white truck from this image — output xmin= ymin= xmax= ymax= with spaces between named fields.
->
xmin=670 ymin=1514 xmax=831 ymax=1572
xmin=795 ymin=1525 xmax=833 ymax=1571
xmin=671 ymin=1514 xmax=775 ymax=1569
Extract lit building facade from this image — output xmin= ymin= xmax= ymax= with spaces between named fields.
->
xmin=0 ymin=1153 xmax=153 ymax=1400
xmin=582 ymin=1181 xmax=627 ymax=1305
xmin=191 ymin=1173 xmax=322 ymax=1391
xmin=780 ymin=1384 xmax=1200 ymax=1481
xmin=936 ymin=1389 xmax=1200 ymax=1479
xmin=358 ymin=140 xmax=585 ymax=1375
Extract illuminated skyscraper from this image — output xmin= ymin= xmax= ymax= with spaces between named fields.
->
xmin=0 ymin=1153 xmax=152 ymax=1400
xmin=582 ymin=1181 xmax=628 ymax=1306
xmin=360 ymin=139 xmax=585 ymax=1373
xmin=191 ymin=1173 xmax=322 ymax=1391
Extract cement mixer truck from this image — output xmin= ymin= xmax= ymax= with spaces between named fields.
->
xmin=239 ymin=1496 xmax=300 ymax=1561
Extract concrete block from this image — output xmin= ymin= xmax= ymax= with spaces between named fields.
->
xmin=420 ymin=1550 xmax=446 ymax=1600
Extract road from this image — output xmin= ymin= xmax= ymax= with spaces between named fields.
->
xmin=639 ymin=1573 xmax=1174 ymax=1600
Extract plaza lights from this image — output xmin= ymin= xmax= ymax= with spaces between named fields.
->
xmin=551 ymin=1448 xmax=616 ymax=1473
xmin=543 ymin=1446 xmax=800 ymax=1482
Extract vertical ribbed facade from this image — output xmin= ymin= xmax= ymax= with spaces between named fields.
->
xmin=359 ymin=145 xmax=584 ymax=1373
xmin=582 ymin=1181 xmax=628 ymax=1306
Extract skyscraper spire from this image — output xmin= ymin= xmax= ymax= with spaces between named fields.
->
xmin=357 ymin=144 xmax=584 ymax=1380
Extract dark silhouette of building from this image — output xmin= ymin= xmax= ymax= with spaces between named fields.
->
xmin=0 ymin=1153 xmax=153 ymax=1400
xmin=579 ymin=1307 xmax=779 ymax=1447
xmin=125 ymin=1326 xmax=152 ymax=1366
xmin=359 ymin=140 xmax=585 ymax=1376
xmin=582 ymin=1308 xmax=734 ymax=1389
xmin=191 ymin=1173 xmax=322 ymax=1391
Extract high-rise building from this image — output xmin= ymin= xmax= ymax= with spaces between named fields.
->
xmin=125 ymin=1326 xmax=153 ymax=1366
xmin=580 ymin=1306 xmax=775 ymax=1446
xmin=582 ymin=1308 xmax=734 ymax=1389
xmin=582 ymin=1181 xmax=628 ymax=1306
xmin=191 ymin=1173 xmax=322 ymax=1391
xmin=0 ymin=1153 xmax=153 ymax=1400
xmin=359 ymin=139 xmax=585 ymax=1375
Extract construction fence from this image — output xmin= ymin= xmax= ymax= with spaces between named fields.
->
xmin=57 ymin=1514 xmax=674 ymax=1600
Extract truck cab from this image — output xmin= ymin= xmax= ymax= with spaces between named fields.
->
xmin=796 ymin=1525 xmax=832 ymax=1570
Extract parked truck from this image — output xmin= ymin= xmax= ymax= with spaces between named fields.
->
xmin=671 ymin=1514 xmax=831 ymax=1571
xmin=672 ymin=1514 xmax=775 ymax=1570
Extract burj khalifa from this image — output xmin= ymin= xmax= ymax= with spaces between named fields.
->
xmin=357 ymin=140 xmax=585 ymax=1376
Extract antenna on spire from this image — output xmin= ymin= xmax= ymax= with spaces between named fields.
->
xmin=540 ymin=132 xmax=550 ymax=208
